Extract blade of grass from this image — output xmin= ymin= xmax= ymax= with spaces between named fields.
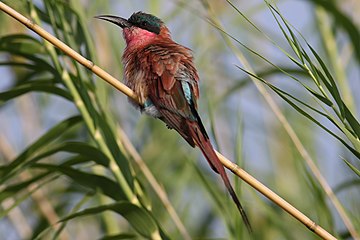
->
xmin=315 ymin=7 xmax=355 ymax=113
xmin=343 ymin=159 xmax=360 ymax=178
xmin=61 ymin=201 xmax=161 ymax=239
xmin=0 ymin=174 xmax=60 ymax=219
xmin=32 ymin=163 xmax=127 ymax=201
xmin=116 ymin=127 xmax=191 ymax=240
xmin=99 ymin=233 xmax=137 ymax=240
xmin=0 ymin=134 xmax=69 ymax=240
xmin=51 ymin=192 xmax=93 ymax=240
xmin=0 ymin=115 xmax=82 ymax=182
xmin=0 ymin=81 xmax=72 ymax=103
xmin=28 ymin=3 xmax=136 ymax=205
xmin=305 ymin=0 xmax=360 ymax=63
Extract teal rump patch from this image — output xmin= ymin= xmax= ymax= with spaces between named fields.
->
xmin=181 ymin=81 xmax=192 ymax=104
xmin=144 ymin=98 xmax=154 ymax=108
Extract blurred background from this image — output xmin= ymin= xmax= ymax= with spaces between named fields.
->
xmin=0 ymin=0 xmax=359 ymax=239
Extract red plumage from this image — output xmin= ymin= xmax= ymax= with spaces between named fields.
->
xmin=97 ymin=12 xmax=251 ymax=232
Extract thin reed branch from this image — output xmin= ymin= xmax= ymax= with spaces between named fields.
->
xmin=217 ymin=151 xmax=336 ymax=240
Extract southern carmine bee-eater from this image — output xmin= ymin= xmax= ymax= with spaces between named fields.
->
xmin=95 ymin=12 xmax=252 ymax=232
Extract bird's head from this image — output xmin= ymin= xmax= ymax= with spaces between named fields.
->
xmin=95 ymin=12 xmax=171 ymax=46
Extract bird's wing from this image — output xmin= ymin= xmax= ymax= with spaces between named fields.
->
xmin=140 ymin=42 xmax=207 ymax=146
xmin=138 ymin=43 xmax=252 ymax=231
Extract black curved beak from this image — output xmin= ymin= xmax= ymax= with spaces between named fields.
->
xmin=95 ymin=15 xmax=131 ymax=28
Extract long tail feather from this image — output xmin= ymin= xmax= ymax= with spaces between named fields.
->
xmin=188 ymin=121 xmax=252 ymax=233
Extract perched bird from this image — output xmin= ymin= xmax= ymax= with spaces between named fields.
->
xmin=96 ymin=12 xmax=251 ymax=232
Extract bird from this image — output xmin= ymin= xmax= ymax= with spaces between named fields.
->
xmin=95 ymin=12 xmax=251 ymax=232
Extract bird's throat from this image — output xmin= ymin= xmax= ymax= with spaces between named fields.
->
xmin=123 ymin=27 xmax=158 ymax=47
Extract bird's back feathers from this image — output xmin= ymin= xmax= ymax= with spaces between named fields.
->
xmin=123 ymin=39 xmax=252 ymax=233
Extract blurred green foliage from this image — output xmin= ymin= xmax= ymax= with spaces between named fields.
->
xmin=0 ymin=0 xmax=359 ymax=239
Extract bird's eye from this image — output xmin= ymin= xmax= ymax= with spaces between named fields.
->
xmin=142 ymin=21 xmax=148 ymax=26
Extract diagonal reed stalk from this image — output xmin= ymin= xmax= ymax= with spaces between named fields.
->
xmin=0 ymin=2 xmax=337 ymax=239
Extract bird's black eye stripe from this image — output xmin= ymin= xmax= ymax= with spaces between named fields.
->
xmin=137 ymin=21 xmax=160 ymax=34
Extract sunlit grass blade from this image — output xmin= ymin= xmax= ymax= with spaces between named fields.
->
xmin=22 ymin=141 xmax=111 ymax=168
xmin=33 ymin=163 xmax=127 ymax=201
xmin=0 ymin=172 xmax=50 ymax=203
xmin=236 ymin=65 xmax=360 ymax=160
xmin=189 ymin=159 xmax=248 ymax=237
xmin=267 ymin=3 xmax=303 ymax=62
xmin=263 ymin=3 xmax=360 ymax=163
xmin=0 ymin=34 xmax=44 ymax=54
xmin=307 ymin=45 xmax=345 ymax=117
xmin=343 ymin=159 xmax=360 ymax=178
xmin=96 ymin=110 xmax=135 ymax=189
xmin=49 ymin=193 xmax=93 ymax=240
xmin=0 ymin=175 xmax=60 ymax=219
xmin=0 ymin=81 xmax=72 ymax=104
xmin=99 ymin=233 xmax=137 ymax=240
xmin=60 ymin=201 xmax=162 ymax=239
xmin=342 ymin=104 xmax=360 ymax=142
xmin=334 ymin=179 xmax=360 ymax=194
xmin=305 ymin=0 xmax=360 ymax=63
xmin=0 ymin=116 xmax=82 ymax=182
xmin=190 ymin=160 xmax=226 ymax=212
xmin=205 ymin=93 xmax=220 ymax=150
xmin=218 ymin=67 xmax=307 ymax=102
xmin=233 ymin=113 xmax=246 ymax=238
xmin=304 ymin=168 xmax=335 ymax=231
